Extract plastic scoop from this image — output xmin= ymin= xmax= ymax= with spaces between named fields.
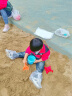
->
xmin=23 ymin=63 xmax=29 ymax=70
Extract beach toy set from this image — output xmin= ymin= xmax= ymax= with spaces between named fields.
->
xmin=23 ymin=55 xmax=36 ymax=70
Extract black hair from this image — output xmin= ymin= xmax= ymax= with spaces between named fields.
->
xmin=30 ymin=38 xmax=43 ymax=52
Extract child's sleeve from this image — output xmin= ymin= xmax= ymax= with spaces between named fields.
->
xmin=41 ymin=50 xmax=50 ymax=61
xmin=25 ymin=46 xmax=31 ymax=54
xmin=0 ymin=0 xmax=8 ymax=10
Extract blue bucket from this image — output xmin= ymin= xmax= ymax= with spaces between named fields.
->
xmin=27 ymin=55 xmax=36 ymax=65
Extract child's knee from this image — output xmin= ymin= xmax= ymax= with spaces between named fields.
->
xmin=36 ymin=61 xmax=45 ymax=73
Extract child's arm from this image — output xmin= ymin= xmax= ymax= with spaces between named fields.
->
xmin=23 ymin=53 xmax=28 ymax=65
xmin=34 ymin=58 xmax=42 ymax=63
xmin=23 ymin=53 xmax=29 ymax=70
xmin=34 ymin=49 xmax=50 ymax=63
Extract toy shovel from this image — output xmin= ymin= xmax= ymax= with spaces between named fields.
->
xmin=23 ymin=63 xmax=29 ymax=70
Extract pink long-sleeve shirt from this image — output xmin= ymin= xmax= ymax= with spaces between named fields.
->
xmin=25 ymin=44 xmax=50 ymax=61
xmin=0 ymin=0 xmax=8 ymax=10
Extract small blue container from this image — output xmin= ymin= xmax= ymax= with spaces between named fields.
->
xmin=27 ymin=55 xmax=36 ymax=65
xmin=64 ymin=34 xmax=67 ymax=36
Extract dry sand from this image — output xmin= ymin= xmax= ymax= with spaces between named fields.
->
xmin=0 ymin=19 xmax=72 ymax=96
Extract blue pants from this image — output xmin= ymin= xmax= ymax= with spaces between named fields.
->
xmin=18 ymin=51 xmax=45 ymax=73
xmin=0 ymin=9 xmax=11 ymax=24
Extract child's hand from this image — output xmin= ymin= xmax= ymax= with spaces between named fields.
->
xmin=34 ymin=59 xmax=42 ymax=63
xmin=23 ymin=59 xmax=27 ymax=65
xmin=34 ymin=60 xmax=38 ymax=63
xmin=23 ymin=60 xmax=29 ymax=70
xmin=23 ymin=53 xmax=28 ymax=65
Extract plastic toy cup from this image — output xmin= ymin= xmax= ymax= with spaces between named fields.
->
xmin=27 ymin=55 xmax=36 ymax=65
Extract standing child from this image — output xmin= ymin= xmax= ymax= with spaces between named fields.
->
xmin=5 ymin=38 xmax=50 ymax=89
xmin=0 ymin=0 xmax=13 ymax=32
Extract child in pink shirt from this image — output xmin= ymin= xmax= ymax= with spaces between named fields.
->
xmin=0 ymin=0 xmax=8 ymax=10
xmin=5 ymin=38 xmax=50 ymax=89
